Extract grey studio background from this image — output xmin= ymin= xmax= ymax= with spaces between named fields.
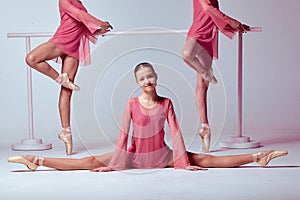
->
xmin=0 ymin=0 xmax=299 ymax=150
xmin=1 ymin=1 xmax=300 ymax=200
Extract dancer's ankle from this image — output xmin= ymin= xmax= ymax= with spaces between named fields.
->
xmin=62 ymin=126 xmax=71 ymax=133
xmin=24 ymin=155 xmax=44 ymax=166
xmin=55 ymin=74 xmax=62 ymax=84
xmin=201 ymin=123 xmax=210 ymax=129
xmin=55 ymin=73 xmax=80 ymax=91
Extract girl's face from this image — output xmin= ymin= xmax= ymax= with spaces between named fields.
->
xmin=135 ymin=67 xmax=158 ymax=91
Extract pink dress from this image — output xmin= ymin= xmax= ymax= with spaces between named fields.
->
xmin=49 ymin=0 xmax=103 ymax=66
xmin=108 ymin=97 xmax=190 ymax=170
xmin=187 ymin=0 xmax=237 ymax=59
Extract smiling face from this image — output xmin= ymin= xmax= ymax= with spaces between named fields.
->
xmin=135 ymin=65 xmax=158 ymax=92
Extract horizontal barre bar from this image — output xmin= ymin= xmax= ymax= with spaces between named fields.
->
xmin=7 ymin=32 xmax=53 ymax=38
xmin=7 ymin=27 xmax=262 ymax=38
xmin=248 ymin=27 xmax=262 ymax=32
xmin=6 ymin=30 xmax=188 ymax=38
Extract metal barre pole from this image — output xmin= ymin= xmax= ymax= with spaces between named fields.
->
xmin=6 ymin=27 xmax=262 ymax=38
xmin=7 ymin=30 xmax=188 ymax=38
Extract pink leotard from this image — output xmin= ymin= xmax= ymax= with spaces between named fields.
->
xmin=108 ymin=97 xmax=190 ymax=170
xmin=49 ymin=0 xmax=103 ymax=66
xmin=187 ymin=0 xmax=237 ymax=59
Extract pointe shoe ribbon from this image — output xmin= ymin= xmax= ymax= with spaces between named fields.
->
xmin=8 ymin=156 xmax=43 ymax=171
xmin=60 ymin=73 xmax=80 ymax=91
xmin=253 ymin=150 xmax=288 ymax=166
xmin=58 ymin=131 xmax=73 ymax=155
xmin=199 ymin=127 xmax=211 ymax=153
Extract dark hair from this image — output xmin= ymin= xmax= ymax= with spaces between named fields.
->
xmin=134 ymin=62 xmax=155 ymax=77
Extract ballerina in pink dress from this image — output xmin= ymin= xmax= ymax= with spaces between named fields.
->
xmin=8 ymin=63 xmax=287 ymax=172
xmin=182 ymin=0 xmax=250 ymax=153
xmin=25 ymin=0 xmax=113 ymax=155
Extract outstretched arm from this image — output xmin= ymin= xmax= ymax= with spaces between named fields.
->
xmin=59 ymin=0 xmax=112 ymax=34
xmin=166 ymin=100 xmax=207 ymax=171
xmin=166 ymin=100 xmax=190 ymax=169
xmin=92 ymin=100 xmax=132 ymax=172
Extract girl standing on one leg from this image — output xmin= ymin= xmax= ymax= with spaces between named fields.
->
xmin=182 ymin=0 xmax=250 ymax=153
xmin=8 ymin=63 xmax=287 ymax=171
xmin=25 ymin=0 xmax=113 ymax=155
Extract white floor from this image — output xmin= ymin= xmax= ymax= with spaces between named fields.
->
xmin=1 ymin=132 xmax=299 ymax=200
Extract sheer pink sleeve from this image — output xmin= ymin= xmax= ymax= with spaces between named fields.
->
xmin=60 ymin=0 xmax=103 ymax=34
xmin=199 ymin=0 xmax=236 ymax=39
xmin=166 ymin=99 xmax=190 ymax=169
xmin=107 ymin=100 xmax=132 ymax=170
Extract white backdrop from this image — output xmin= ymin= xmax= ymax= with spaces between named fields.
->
xmin=0 ymin=0 xmax=299 ymax=147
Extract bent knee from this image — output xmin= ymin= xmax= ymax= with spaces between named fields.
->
xmin=182 ymin=49 xmax=194 ymax=62
xmin=197 ymin=154 xmax=215 ymax=167
xmin=25 ymin=53 xmax=38 ymax=67
xmin=81 ymin=156 xmax=99 ymax=169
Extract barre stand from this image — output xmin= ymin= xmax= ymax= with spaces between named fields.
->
xmin=219 ymin=27 xmax=262 ymax=149
xmin=7 ymin=33 xmax=52 ymax=151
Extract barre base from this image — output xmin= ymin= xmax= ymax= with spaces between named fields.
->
xmin=12 ymin=138 xmax=52 ymax=151
xmin=219 ymin=136 xmax=260 ymax=149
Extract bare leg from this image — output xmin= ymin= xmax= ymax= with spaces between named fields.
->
xmin=167 ymin=151 xmax=252 ymax=168
xmin=43 ymin=153 xmax=113 ymax=170
xmin=59 ymin=56 xmax=79 ymax=128
xmin=188 ymin=152 xmax=253 ymax=168
xmin=56 ymin=56 xmax=79 ymax=155
xmin=25 ymin=41 xmax=64 ymax=80
xmin=8 ymin=153 xmax=113 ymax=171
xmin=195 ymin=73 xmax=209 ymax=124
xmin=182 ymin=38 xmax=209 ymax=74
xmin=182 ymin=37 xmax=213 ymax=124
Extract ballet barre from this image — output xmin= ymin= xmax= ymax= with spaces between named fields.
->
xmin=7 ymin=30 xmax=188 ymax=38
xmin=219 ymin=27 xmax=262 ymax=148
xmin=7 ymin=27 xmax=261 ymax=38
xmin=7 ymin=27 xmax=261 ymax=151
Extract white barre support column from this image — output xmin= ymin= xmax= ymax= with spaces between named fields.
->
xmin=7 ymin=33 xmax=52 ymax=151
xmin=219 ymin=27 xmax=262 ymax=148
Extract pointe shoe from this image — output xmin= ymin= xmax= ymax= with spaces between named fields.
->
xmin=8 ymin=156 xmax=43 ymax=171
xmin=199 ymin=127 xmax=211 ymax=153
xmin=60 ymin=73 xmax=80 ymax=91
xmin=253 ymin=150 xmax=288 ymax=166
xmin=58 ymin=131 xmax=73 ymax=155
xmin=201 ymin=69 xmax=218 ymax=84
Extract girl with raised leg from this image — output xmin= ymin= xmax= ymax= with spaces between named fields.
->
xmin=25 ymin=0 xmax=113 ymax=155
xmin=182 ymin=0 xmax=250 ymax=153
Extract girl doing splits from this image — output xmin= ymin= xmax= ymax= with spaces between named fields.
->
xmin=9 ymin=63 xmax=287 ymax=172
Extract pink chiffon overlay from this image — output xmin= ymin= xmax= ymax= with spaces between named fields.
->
xmin=108 ymin=97 xmax=190 ymax=170
xmin=187 ymin=0 xmax=237 ymax=59
xmin=49 ymin=0 xmax=103 ymax=66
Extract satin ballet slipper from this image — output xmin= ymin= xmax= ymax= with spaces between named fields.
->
xmin=201 ymin=69 xmax=218 ymax=84
xmin=8 ymin=156 xmax=44 ymax=171
xmin=58 ymin=131 xmax=73 ymax=155
xmin=60 ymin=73 xmax=80 ymax=91
xmin=252 ymin=150 xmax=288 ymax=166
xmin=199 ymin=127 xmax=211 ymax=153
